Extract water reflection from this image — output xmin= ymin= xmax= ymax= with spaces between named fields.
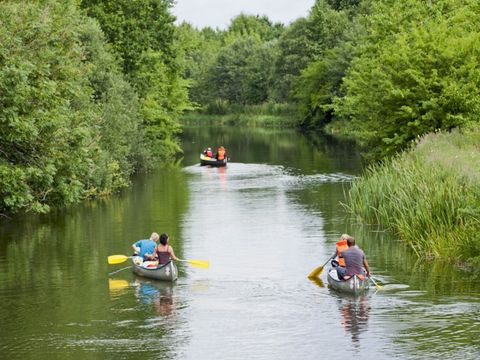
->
xmin=336 ymin=295 xmax=371 ymax=345
xmin=108 ymin=278 xmax=129 ymax=293
xmin=2 ymin=125 xmax=480 ymax=359
xmin=134 ymin=278 xmax=176 ymax=317
xmin=309 ymin=276 xmax=325 ymax=288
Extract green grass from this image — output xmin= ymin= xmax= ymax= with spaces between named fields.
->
xmin=180 ymin=102 xmax=301 ymax=128
xmin=345 ymin=128 xmax=480 ymax=269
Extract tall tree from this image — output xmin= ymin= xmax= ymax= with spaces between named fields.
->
xmin=225 ymin=13 xmax=284 ymax=43
xmin=206 ymin=36 xmax=275 ymax=105
xmin=293 ymin=0 xmax=355 ymax=127
xmin=269 ymin=18 xmax=313 ymax=103
xmin=81 ymin=0 xmax=189 ymax=161
xmin=0 ymin=0 xmax=144 ymax=214
xmin=334 ymin=0 xmax=480 ymax=157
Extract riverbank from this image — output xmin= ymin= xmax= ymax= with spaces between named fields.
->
xmin=181 ymin=103 xmax=300 ymax=128
xmin=346 ymin=128 xmax=480 ymax=270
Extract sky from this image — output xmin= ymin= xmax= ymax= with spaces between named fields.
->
xmin=171 ymin=0 xmax=315 ymax=29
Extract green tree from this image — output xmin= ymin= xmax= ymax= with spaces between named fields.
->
xmin=334 ymin=0 xmax=480 ymax=157
xmin=174 ymin=22 xmax=224 ymax=105
xmin=0 ymin=0 xmax=143 ymax=214
xmin=81 ymin=0 xmax=189 ymax=161
xmin=292 ymin=0 xmax=355 ymax=127
xmin=225 ymin=13 xmax=284 ymax=43
xmin=269 ymin=18 xmax=313 ymax=103
xmin=206 ymin=36 xmax=275 ymax=105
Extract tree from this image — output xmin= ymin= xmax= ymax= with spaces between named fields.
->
xmin=292 ymin=0 xmax=356 ymax=127
xmin=333 ymin=0 xmax=480 ymax=157
xmin=225 ymin=13 xmax=284 ymax=43
xmin=206 ymin=37 xmax=275 ymax=105
xmin=0 ymin=0 xmax=144 ymax=214
xmin=81 ymin=0 xmax=189 ymax=162
xmin=269 ymin=18 xmax=313 ymax=103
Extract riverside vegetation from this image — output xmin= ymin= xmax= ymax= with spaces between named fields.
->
xmin=1 ymin=0 xmax=479 ymax=268
xmin=346 ymin=129 xmax=480 ymax=269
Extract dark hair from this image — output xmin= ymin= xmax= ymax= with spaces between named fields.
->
xmin=159 ymin=233 xmax=169 ymax=246
xmin=347 ymin=236 xmax=356 ymax=247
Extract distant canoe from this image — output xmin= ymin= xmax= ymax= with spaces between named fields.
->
xmin=200 ymin=153 xmax=227 ymax=167
xmin=132 ymin=258 xmax=178 ymax=282
xmin=327 ymin=268 xmax=370 ymax=295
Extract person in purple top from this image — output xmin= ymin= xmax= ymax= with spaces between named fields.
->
xmin=336 ymin=235 xmax=371 ymax=281
xmin=132 ymin=232 xmax=159 ymax=260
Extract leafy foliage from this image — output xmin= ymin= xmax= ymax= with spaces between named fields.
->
xmin=0 ymin=0 xmax=157 ymax=215
xmin=334 ymin=0 xmax=480 ymax=156
xmin=206 ymin=37 xmax=274 ymax=105
xmin=225 ymin=13 xmax=284 ymax=43
xmin=346 ymin=128 xmax=480 ymax=267
xmin=81 ymin=0 xmax=189 ymax=162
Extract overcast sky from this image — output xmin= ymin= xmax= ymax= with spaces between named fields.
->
xmin=172 ymin=0 xmax=315 ymax=29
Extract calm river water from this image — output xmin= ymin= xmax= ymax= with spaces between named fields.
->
xmin=0 ymin=125 xmax=479 ymax=359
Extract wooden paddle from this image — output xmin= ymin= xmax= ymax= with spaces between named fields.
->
xmin=307 ymin=256 xmax=333 ymax=279
xmin=107 ymin=254 xmax=209 ymax=268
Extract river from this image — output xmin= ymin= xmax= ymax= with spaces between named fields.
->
xmin=0 ymin=125 xmax=479 ymax=359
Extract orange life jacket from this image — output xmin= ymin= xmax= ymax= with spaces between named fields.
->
xmin=217 ymin=147 xmax=225 ymax=160
xmin=206 ymin=150 xmax=213 ymax=157
xmin=336 ymin=239 xmax=348 ymax=267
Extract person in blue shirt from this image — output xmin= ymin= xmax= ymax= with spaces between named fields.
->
xmin=132 ymin=232 xmax=159 ymax=260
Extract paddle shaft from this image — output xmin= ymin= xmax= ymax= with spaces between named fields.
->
xmin=369 ymin=276 xmax=382 ymax=288
xmin=108 ymin=266 xmax=131 ymax=276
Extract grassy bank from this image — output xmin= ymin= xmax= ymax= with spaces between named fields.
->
xmin=346 ymin=128 xmax=480 ymax=269
xmin=181 ymin=102 xmax=300 ymax=128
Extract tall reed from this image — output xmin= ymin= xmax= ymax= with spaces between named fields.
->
xmin=346 ymin=129 xmax=480 ymax=268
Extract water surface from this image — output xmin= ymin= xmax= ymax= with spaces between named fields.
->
xmin=0 ymin=125 xmax=479 ymax=359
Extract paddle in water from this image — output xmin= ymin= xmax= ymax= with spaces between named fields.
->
xmin=308 ymin=256 xmax=333 ymax=279
xmin=369 ymin=276 xmax=383 ymax=289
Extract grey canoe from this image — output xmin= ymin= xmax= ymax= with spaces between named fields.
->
xmin=327 ymin=268 xmax=370 ymax=295
xmin=132 ymin=259 xmax=178 ymax=282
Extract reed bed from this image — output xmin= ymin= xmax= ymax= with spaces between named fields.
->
xmin=346 ymin=129 xmax=480 ymax=268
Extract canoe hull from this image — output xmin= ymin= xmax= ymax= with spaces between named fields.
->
xmin=327 ymin=268 xmax=369 ymax=295
xmin=200 ymin=154 xmax=227 ymax=167
xmin=132 ymin=258 xmax=178 ymax=282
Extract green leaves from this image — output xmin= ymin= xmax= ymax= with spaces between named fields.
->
xmin=333 ymin=0 xmax=480 ymax=157
xmin=346 ymin=128 xmax=480 ymax=266
xmin=0 ymin=0 xmax=169 ymax=215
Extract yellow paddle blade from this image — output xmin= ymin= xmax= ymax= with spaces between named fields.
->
xmin=307 ymin=265 xmax=324 ymax=279
xmin=108 ymin=279 xmax=129 ymax=291
xmin=108 ymin=254 xmax=130 ymax=265
xmin=184 ymin=259 xmax=209 ymax=268
xmin=309 ymin=276 xmax=325 ymax=288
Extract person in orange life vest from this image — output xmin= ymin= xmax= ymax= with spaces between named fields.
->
xmin=332 ymin=234 xmax=350 ymax=267
xmin=149 ymin=233 xmax=179 ymax=265
xmin=203 ymin=147 xmax=213 ymax=158
xmin=335 ymin=236 xmax=371 ymax=281
xmin=216 ymin=146 xmax=226 ymax=160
